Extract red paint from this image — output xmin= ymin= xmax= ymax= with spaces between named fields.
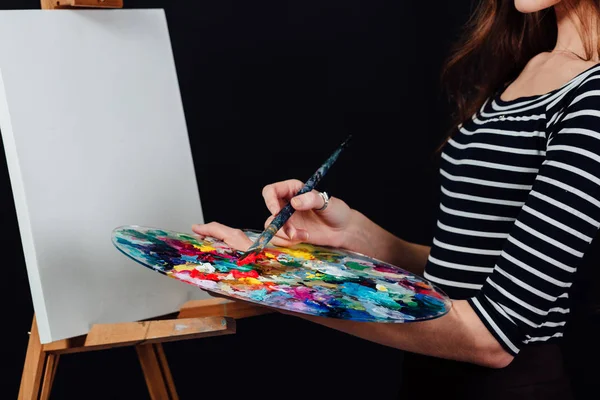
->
xmin=164 ymin=239 xmax=199 ymax=256
xmin=231 ymin=269 xmax=259 ymax=279
xmin=189 ymin=270 xmax=220 ymax=281
xmin=236 ymin=252 xmax=263 ymax=266
xmin=197 ymin=254 xmax=215 ymax=263
xmin=373 ymin=265 xmax=399 ymax=274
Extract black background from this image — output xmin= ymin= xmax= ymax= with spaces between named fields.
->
xmin=1 ymin=1 xmax=594 ymax=399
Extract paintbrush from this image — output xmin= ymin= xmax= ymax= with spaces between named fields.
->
xmin=237 ymin=134 xmax=353 ymax=265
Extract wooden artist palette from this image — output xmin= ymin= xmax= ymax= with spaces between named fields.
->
xmin=112 ymin=225 xmax=452 ymax=322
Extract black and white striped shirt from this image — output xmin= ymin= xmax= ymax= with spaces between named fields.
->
xmin=424 ymin=63 xmax=600 ymax=356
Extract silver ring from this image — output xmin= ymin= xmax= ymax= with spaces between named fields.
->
xmin=316 ymin=191 xmax=329 ymax=211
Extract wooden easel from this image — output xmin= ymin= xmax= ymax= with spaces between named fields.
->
xmin=40 ymin=0 xmax=124 ymax=8
xmin=19 ymin=298 xmax=271 ymax=399
xmin=17 ymin=2 xmax=273 ymax=399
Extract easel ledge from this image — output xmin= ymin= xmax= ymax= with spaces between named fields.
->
xmin=19 ymin=298 xmax=272 ymax=399
xmin=41 ymin=0 xmax=123 ymax=9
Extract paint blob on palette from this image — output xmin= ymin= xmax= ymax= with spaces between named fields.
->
xmin=112 ymin=225 xmax=451 ymax=322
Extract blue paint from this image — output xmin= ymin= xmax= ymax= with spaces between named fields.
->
xmin=340 ymin=282 xmax=401 ymax=310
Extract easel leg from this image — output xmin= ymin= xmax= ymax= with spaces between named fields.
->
xmin=39 ymin=354 xmax=60 ymax=400
xmin=18 ymin=316 xmax=57 ymax=400
xmin=19 ymin=301 xmax=242 ymax=399
xmin=154 ymin=344 xmax=178 ymax=399
xmin=136 ymin=343 xmax=179 ymax=400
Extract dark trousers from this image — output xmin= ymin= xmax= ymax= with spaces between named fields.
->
xmin=399 ymin=344 xmax=573 ymax=400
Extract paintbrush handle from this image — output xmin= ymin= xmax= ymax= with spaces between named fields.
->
xmin=241 ymin=135 xmax=352 ymax=257
xmin=244 ymin=201 xmax=297 ymax=253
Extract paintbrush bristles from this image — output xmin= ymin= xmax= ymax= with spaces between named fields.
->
xmin=243 ymin=225 xmax=279 ymax=255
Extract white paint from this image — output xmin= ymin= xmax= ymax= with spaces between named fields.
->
xmin=195 ymin=263 xmax=216 ymax=273
xmin=0 ymin=9 xmax=209 ymax=344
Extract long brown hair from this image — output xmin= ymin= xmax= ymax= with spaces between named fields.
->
xmin=439 ymin=0 xmax=600 ymax=145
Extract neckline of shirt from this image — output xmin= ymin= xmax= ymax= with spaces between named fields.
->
xmin=493 ymin=62 xmax=600 ymax=108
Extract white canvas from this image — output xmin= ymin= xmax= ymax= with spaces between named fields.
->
xmin=0 ymin=9 xmax=209 ymax=344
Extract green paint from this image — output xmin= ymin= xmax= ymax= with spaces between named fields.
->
xmin=280 ymin=259 xmax=303 ymax=268
xmin=345 ymin=261 xmax=370 ymax=271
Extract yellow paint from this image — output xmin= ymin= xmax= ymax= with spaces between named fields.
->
xmin=264 ymin=252 xmax=277 ymax=259
xmin=240 ymin=277 xmax=262 ymax=285
xmin=304 ymin=281 xmax=338 ymax=289
xmin=376 ymin=284 xmax=388 ymax=292
xmin=193 ymin=244 xmax=216 ymax=252
xmin=278 ymin=248 xmax=315 ymax=260
xmin=173 ymin=263 xmax=198 ymax=272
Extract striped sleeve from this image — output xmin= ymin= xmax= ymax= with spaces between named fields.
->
xmin=467 ymin=75 xmax=600 ymax=356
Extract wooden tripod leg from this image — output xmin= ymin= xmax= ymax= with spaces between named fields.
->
xmin=39 ymin=354 xmax=60 ymax=400
xmin=18 ymin=315 xmax=56 ymax=400
xmin=136 ymin=343 xmax=178 ymax=400
xmin=154 ymin=344 xmax=178 ymax=399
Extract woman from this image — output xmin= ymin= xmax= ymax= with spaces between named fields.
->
xmin=193 ymin=0 xmax=599 ymax=398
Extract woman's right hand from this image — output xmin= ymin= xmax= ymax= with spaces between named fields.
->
xmin=261 ymin=179 xmax=354 ymax=248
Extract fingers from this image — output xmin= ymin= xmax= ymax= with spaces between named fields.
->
xmin=262 ymin=215 xmax=309 ymax=247
xmin=263 ymin=214 xmax=292 ymax=240
xmin=280 ymin=225 xmax=309 ymax=243
xmin=191 ymin=222 xmax=252 ymax=251
xmin=291 ymin=190 xmax=328 ymax=211
xmin=262 ymin=179 xmax=304 ymax=214
xmin=263 ymin=214 xmax=309 ymax=242
xmin=192 ymin=221 xmax=234 ymax=238
xmin=262 ymin=179 xmax=330 ymax=213
xmin=269 ymin=235 xmax=297 ymax=247
xmin=269 ymin=232 xmax=309 ymax=248
xmin=263 ymin=215 xmax=293 ymax=241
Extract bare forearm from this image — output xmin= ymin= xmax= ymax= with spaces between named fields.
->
xmin=342 ymin=210 xmax=430 ymax=275
xmin=292 ymin=300 xmax=513 ymax=368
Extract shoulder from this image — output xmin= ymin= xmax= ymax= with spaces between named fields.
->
xmin=547 ymin=62 xmax=600 ymax=125
xmin=565 ymin=63 xmax=600 ymax=111
xmin=564 ymin=63 xmax=600 ymax=114
xmin=572 ymin=62 xmax=600 ymax=92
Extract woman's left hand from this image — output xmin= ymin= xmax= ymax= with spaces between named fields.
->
xmin=190 ymin=221 xmax=328 ymax=321
xmin=188 ymin=221 xmax=253 ymax=301
xmin=191 ymin=221 xmax=253 ymax=251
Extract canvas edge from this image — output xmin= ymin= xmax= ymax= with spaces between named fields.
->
xmin=0 ymin=68 xmax=53 ymax=343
